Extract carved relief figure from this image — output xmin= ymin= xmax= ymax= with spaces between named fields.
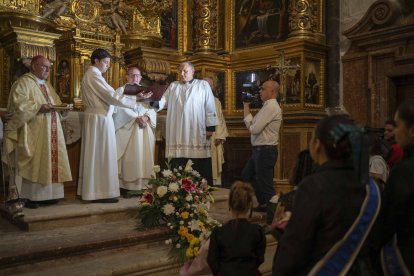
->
xmin=42 ymin=0 xmax=71 ymax=18
xmin=100 ymin=0 xmax=134 ymax=34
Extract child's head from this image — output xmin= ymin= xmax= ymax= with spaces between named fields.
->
xmin=229 ymin=181 xmax=254 ymax=215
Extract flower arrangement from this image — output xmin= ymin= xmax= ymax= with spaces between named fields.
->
xmin=137 ymin=160 xmax=221 ymax=262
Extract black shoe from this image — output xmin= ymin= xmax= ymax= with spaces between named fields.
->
xmin=25 ymin=200 xmax=39 ymax=209
xmin=253 ymin=205 xmax=268 ymax=212
xmin=39 ymin=199 xmax=59 ymax=205
xmin=91 ymin=198 xmax=119 ymax=203
xmin=120 ymin=188 xmax=132 ymax=199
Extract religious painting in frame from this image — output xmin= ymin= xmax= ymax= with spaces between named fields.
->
xmin=205 ymin=70 xmax=226 ymax=109
xmin=273 ymin=57 xmax=301 ymax=105
xmin=57 ymin=59 xmax=71 ymax=99
xmin=234 ymin=68 xmax=276 ymax=110
xmin=234 ymin=0 xmax=290 ymax=49
xmin=160 ymin=0 xmax=178 ymax=49
xmin=304 ymin=59 xmax=322 ymax=106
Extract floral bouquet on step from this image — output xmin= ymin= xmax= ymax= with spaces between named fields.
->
xmin=137 ymin=160 xmax=221 ymax=263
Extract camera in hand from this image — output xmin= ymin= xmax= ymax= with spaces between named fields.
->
xmin=241 ymin=83 xmax=261 ymax=105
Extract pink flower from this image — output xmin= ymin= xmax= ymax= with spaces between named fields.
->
xmin=181 ymin=178 xmax=196 ymax=193
xmin=144 ymin=192 xmax=154 ymax=204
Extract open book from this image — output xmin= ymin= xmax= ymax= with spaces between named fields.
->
xmin=123 ymin=83 xmax=168 ymax=102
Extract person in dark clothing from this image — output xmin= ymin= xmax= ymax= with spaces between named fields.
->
xmin=272 ymin=115 xmax=377 ymax=275
xmin=370 ymin=100 xmax=414 ymax=274
xmin=208 ymin=181 xmax=266 ymax=276
xmin=383 ymin=119 xmax=403 ymax=169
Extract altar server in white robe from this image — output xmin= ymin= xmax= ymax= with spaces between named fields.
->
xmin=156 ymin=61 xmax=218 ymax=185
xmin=204 ymin=77 xmax=229 ymax=186
xmin=113 ymin=67 xmax=156 ymax=192
xmin=78 ymin=48 xmax=135 ymax=203
xmin=5 ymin=55 xmax=72 ymax=209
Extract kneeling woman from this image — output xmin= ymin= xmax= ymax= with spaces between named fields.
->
xmin=273 ymin=114 xmax=380 ymax=275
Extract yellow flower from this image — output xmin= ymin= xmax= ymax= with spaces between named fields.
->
xmin=181 ymin=211 xmax=189 ymax=219
xmin=186 ymin=234 xmax=195 ymax=242
xmin=193 ymin=246 xmax=199 ymax=256
xmin=190 ymin=237 xmax=199 ymax=246
xmin=186 ymin=247 xmax=194 ymax=258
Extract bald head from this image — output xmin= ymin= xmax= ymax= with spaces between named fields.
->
xmin=260 ymin=80 xmax=279 ymax=102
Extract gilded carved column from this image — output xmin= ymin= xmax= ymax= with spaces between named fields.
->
xmin=192 ymin=0 xmax=219 ymax=53
xmin=288 ymin=0 xmax=325 ymax=43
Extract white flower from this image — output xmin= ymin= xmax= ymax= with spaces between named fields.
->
xmin=168 ymin=182 xmax=179 ymax=192
xmin=157 ymin=186 xmax=168 ymax=197
xmin=189 ymin=219 xmax=201 ymax=231
xmin=167 ymin=222 xmax=171 ymax=226
xmin=178 ymin=166 xmax=183 ymax=171
xmin=153 ymin=165 xmax=161 ymax=173
xmin=175 ymin=212 xmax=180 ymax=216
xmin=269 ymin=194 xmax=280 ymax=204
xmin=184 ymin=160 xmax=194 ymax=172
xmin=179 ymin=220 xmax=184 ymax=225
xmin=176 ymin=243 xmax=181 ymax=248
xmin=191 ymin=170 xmax=199 ymax=176
xmin=185 ymin=194 xmax=193 ymax=202
xmin=173 ymin=196 xmax=178 ymax=201
xmin=163 ymin=203 xmax=175 ymax=215
xmin=162 ymin=169 xmax=173 ymax=178
xmin=165 ymin=240 xmax=170 ymax=245
xmin=177 ymin=173 xmax=181 ymax=177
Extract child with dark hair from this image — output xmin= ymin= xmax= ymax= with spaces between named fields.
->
xmin=208 ymin=181 xmax=266 ymax=276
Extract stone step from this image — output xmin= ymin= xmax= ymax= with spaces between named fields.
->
xmin=0 ymin=189 xmax=230 ymax=232
xmin=0 ymin=222 xmax=277 ymax=276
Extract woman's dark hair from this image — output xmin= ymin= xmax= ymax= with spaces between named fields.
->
xmin=396 ymin=99 xmax=414 ymax=128
xmin=385 ymin=119 xmax=396 ymax=127
xmin=229 ymin=181 xmax=254 ymax=214
xmin=289 ymin=150 xmax=314 ymax=186
xmin=314 ymin=114 xmax=354 ymax=160
xmin=91 ymin=49 xmax=111 ymax=64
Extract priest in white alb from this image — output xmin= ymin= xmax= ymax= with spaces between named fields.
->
xmin=204 ymin=77 xmax=229 ymax=186
xmin=113 ymin=66 xmax=156 ymax=195
xmin=156 ymin=61 xmax=218 ymax=185
xmin=5 ymin=55 xmax=72 ymax=209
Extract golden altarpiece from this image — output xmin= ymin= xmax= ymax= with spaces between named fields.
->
xmin=0 ymin=0 xmax=328 ymax=196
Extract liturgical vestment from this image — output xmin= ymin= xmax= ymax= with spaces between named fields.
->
xmin=5 ymin=72 xmax=72 ymax=200
xmin=113 ymin=86 xmax=156 ymax=190
xmin=78 ymin=66 xmax=132 ymax=200
xmin=211 ymin=97 xmax=228 ymax=185
xmin=158 ymin=79 xmax=218 ymax=159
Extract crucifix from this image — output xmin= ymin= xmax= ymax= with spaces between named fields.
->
xmin=266 ymin=49 xmax=300 ymax=104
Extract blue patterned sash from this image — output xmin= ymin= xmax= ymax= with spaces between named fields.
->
xmin=309 ymin=178 xmax=381 ymax=275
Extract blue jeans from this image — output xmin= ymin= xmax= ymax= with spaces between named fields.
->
xmin=242 ymin=146 xmax=278 ymax=224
